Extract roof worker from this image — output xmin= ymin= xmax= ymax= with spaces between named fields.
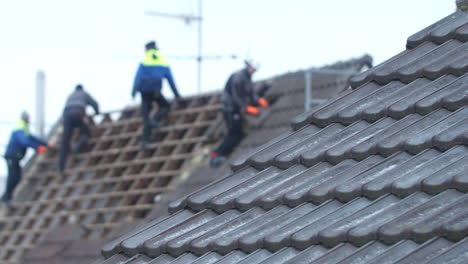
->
xmin=132 ymin=40 xmax=182 ymax=149
xmin=457 ymin=0 xmax=468 ymax=11
xmin=58 ymin=84 xmax=99 ymax=173
xmin=2 ymin=111 xmax=50 ymax=204
xmin=210 ymin=58 xmax=269 ymax=167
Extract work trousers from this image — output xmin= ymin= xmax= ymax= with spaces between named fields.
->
xmin=141 ymin=92 xmax=171 ymax=142
xmin=58 ymin=108 xmax=90 ymax=172
xmin=1 ymin=158 xmax=21 ymax=202
xmin=214 ymin=110 xmax=244 ymax=156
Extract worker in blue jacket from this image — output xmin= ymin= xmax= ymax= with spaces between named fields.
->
xmin=2 ymin=112 xmax=49 ymax=203
xmin=132 ymin=41 xmax=181 ymax=148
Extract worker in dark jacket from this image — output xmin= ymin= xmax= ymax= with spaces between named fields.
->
xmin=132 ymin=41 xmax=181 ymax=148
xmin=2 ymin=112 xmax=48 ymax=203
xmin=58 ymin=84 xmax=99 ymax=172
xmin=210 ymin=59 xmax=269 ymax=167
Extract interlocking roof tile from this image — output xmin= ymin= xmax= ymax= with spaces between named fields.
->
xmin=406 ymin=10 xmax=468 ymax=48
xmin=98 ymin=239 xmax=468 ymax=264
xmin=350 ymin=12 xmax=468 ymax=89
xmin=97 ymin=8 xmax=467 ymax=264
xmin=101 ymin=191 xmax=468 ymax=259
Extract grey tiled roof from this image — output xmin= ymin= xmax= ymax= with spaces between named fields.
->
xmin=97 ymin=238 xmax=468 ymax=264
xmin=97 ymin=10 xmax=468 ymax=264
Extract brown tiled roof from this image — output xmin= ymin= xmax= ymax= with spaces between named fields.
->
xmin=0 ymin=93 xmax=224 ymax=263
xmin=98 ymin=10 xmax=468 ymax=264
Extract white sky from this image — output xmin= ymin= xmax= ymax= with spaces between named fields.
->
xmin=0 ymin=0 xmax=455 ymax=189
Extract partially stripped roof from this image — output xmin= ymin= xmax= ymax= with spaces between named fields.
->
xmin=0 ymin=93 xmax=224 ymax=263
xmin=98 ymin=10 xmax=468 ymax=264
xmin=14 ymin=54 xmax=371 ymax=263
xmin=122 ymin=54 xmax=372 ymax=237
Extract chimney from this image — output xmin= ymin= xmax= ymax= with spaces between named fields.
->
xmin=36 ymin=70 xmax=46 ymax=138
xmin=457 ymin=0 xmax=468 ymax=11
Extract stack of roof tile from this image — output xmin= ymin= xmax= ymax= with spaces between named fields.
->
xmin=97 ymin=10 xmax=468 ymax=264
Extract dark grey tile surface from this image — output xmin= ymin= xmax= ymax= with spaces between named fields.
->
xmin=426 ymin=238 xmax=468 ymax=264
xmin=102 ymin=210 xmax=196 ymax=257
xmin=147 ymin=254 xmax=175 ymax=264
xmin=97 ymin=10 xmax=468 ymax=264
xmin=351 ymin=11 xmax=468 ymax=89
xmin=97 ymin=239 xmax=465 ymax=264
xmin=101 ymin=191 xmax=467 ymax=259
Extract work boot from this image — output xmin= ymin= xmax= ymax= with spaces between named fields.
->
xmin=2 ymin=198 xmax=16 ymax=209
xmin=149 ymin=120 xmax=161 ymax=129
xmin=210 ymin=156 xmax=226 ymax=168
xmin=152 ymin=106 xmax=170 ymax=127
xmin=58 ymin=170 xmax=68 ymax=181
xmin=55 ymin=161 xmax=66 ymax=174
xmin=73 ymin=134 xmax=89 ymax=153
xmin=1 ymin=194 xmax=11 ymax=204
xmin=140 ymin=140 xmax=149 ymax=149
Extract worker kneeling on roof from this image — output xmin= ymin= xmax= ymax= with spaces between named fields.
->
xmin=2 ymin=111 xmax=51 ymax=204
xmin=210 ymin=58 xmax=269 ymax=167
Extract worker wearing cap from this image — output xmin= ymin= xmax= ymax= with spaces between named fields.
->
xmin=132 ymin=41 xmax=181 ymax=148
xmin=2 ymin=112 xmax=49 ymax=203
xmin=58 ymin=84 xmax=99 ymax=172
xmin=210 ymin=59 xmax=269 ymax=167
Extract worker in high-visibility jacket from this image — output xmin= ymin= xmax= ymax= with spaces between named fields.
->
xmin=210 ymin=59 xmax=269 ymax=167
xmin=2 ymin=112 xmax=49 ymax=203
xmin=132 ymin=41 xmax=181 ymax=148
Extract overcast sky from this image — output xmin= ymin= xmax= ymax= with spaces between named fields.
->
xmin=0 ymin=0 xmax=455 ymax=189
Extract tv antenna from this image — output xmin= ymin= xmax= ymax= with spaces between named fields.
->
xmin=146 ymin=1 xmax=204 ymax=94
xmin=146 ymin=1 xmax=237 ymax=94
